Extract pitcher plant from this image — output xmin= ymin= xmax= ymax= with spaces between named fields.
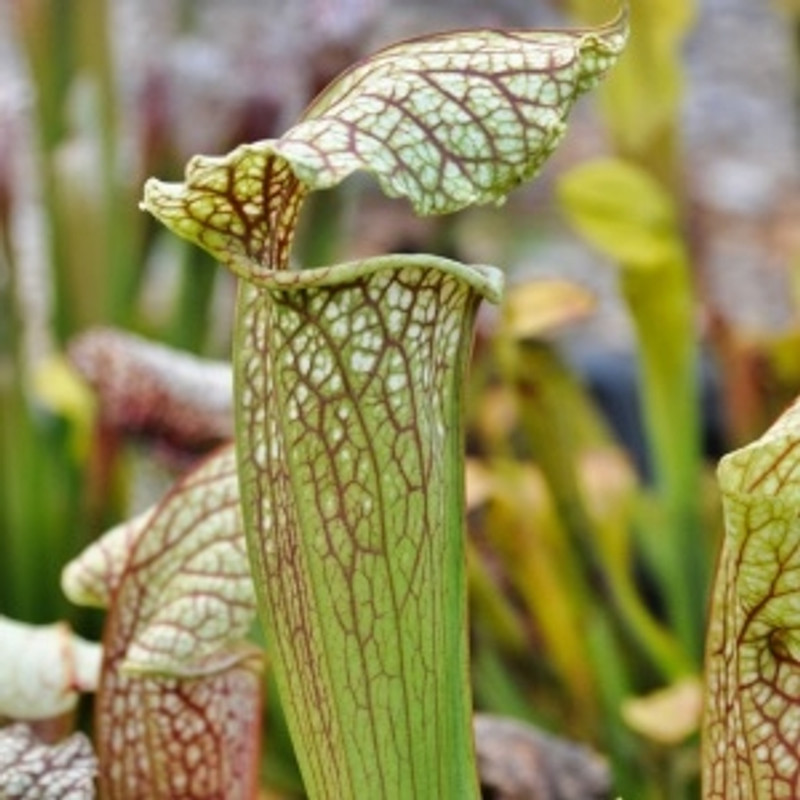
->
xmin=138 ymin=9 xmax=627 ymax=798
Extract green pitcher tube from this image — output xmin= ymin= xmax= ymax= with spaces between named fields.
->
xmin=234 ymin=255 xmax=502 ymax=799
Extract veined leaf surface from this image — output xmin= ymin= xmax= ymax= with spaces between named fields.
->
xmin=704 ymin=399 xmax=800 ymax=798
xmin=62 ymin=510 xmax=151 ymax=610
xmin=141 ymin=9 xmax=628 ymax=271
xmin=0 ymin=724 xmax=97 ymax=800
xmin=233 ymin=255 xmax=501 ymax=798
xmin=63 ymin=445 xmax=262 ymax=800
xmin=280 ymin=12 xmax=628 ymax=214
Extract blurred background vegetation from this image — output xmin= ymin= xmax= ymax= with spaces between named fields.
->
xmin=2 ymin=0 xmax=800 ymax=797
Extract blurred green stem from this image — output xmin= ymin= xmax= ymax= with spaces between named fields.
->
xmin=16 ymin=0 xmax=142 ymax=338
xmin=585 ymin=609 xmax=645 ymax=800
xmin=502 ymin=338 xmax=692 ymax=677
xmin=294 ymin=186 xmax=345 ymax=268
xmin=167 ymin=243 xmax=219 ymax=353
xmin=0 ymin=242 xmax=77 ymax=622
xmin=622 ymin=262 xmax=706 ymax=662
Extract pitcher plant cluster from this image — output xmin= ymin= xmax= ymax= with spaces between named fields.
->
xmin=4 ymin=3 xmax=800 ymax=800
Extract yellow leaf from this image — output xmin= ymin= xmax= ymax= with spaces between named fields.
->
xmin=484 ymin=460 xmax=597 ymax=714
xmin=558 ymin=157 xmax=681 ymax=269
xmin=32 ymin=355 xmax=96 ymax=458
xmin=465 ymin=457 xmax=495 ymax=511
xmin=622 ymin=677 xmax=702 ymax=744
xmin=473 ymin=384 xmax=519 ymax=451
xmin=579 ymin=447 xmax=636 ymax=572
xmin=503 ymin=278 xmax=596 ymax=340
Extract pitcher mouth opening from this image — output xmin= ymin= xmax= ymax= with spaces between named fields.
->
xmin=241 ymin=253 xmax=504 ymax=306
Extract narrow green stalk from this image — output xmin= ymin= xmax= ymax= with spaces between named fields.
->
xmin=14 ymin=0 xmax=74 ymax=339
xmin=167 ymin=243 xmax=219 ymax=353
xmin=17 ymin=0 xmax=142 ymax=337
xmin=0 ymin=387 xmax=79 ymax=622
xmin=294 ymin=185 xmax=346 ymax=269
xmin=584 ymin=609 xmax=644 ymax=800
xmin=563 ymin=0 xmax=703 ymax=663
xmin=622 ymin=263 xmax=705 ymax=661
xmin=558 ymin=158 xmax=706 ymax=663
xmin=0 ymin=219 xmax=76 ymax=623
xmin=75 ymin=0 xmax=143 ymax=327
xmin=567 ymin=0 xmax=694 ymax=190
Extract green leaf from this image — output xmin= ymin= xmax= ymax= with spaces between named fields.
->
xmin=557 ymin=156 xmax=680 ymax=269
xmin=496 ymin=340 xmax=690 ymax=681
xmin=704 ymin=400 xmax=800 ymax=798
xmin=63 ymin=445 xmax=263 ymax=799
xmin=141 ymin=11 xmax=628 ymax=272
xmin=479 ymin=458 xmax=599 ymax=714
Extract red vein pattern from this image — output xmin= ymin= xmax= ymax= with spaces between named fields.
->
xmin=142 ymin=149 xmax=307 ymax=280
xmin=0 ymin=725 xmax=97 ymax=800
xmin=704 ymin=399 xmax=800 ymax=799
xmin=284 ymin=14 xmax=628 ymax=214
xmin=141 ymin=12 xmax=627 ymax=268
xmin=235 ymin=256 xmax=502 ymax=798
xmin=63 ymin=446 xmax=262 ymax=800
